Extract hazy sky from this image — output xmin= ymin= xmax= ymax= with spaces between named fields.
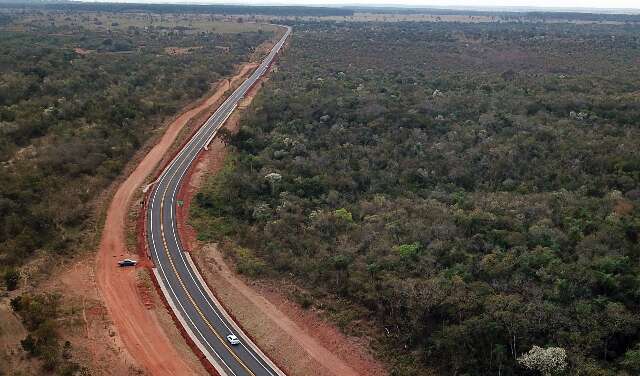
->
xmin=264 ymin=0 xmax=638 ymax=9
xmin=105 ymin=0 xmax=639 ymax=11
xmin=319 ymin=0 xmax=639 ymax=9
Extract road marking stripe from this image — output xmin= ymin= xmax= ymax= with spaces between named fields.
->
xmin=148 ymin=26 xmax=292 ymax=376
xmin=160 ymin=181 xmax=257 ymax=376
xmin=151 ymin=180 xmax=238 ymax=376
xmin=153 ymin=268 xmax=230 ymax=376
xmin=167 ymin=168 xmax=280 ymax=376
xmin=184 ymin=253 xmax=286 ymax=376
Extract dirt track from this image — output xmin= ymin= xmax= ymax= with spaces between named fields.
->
xmin=95 ymin=64 xmax=256 ymax=375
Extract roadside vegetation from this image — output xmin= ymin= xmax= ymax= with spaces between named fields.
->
xmin=0 ymin=10 xmax=269 ymax=268
xmin=9 ymin=294 xmax=85 ymax=375
xmin=192 ymin=20 xmax=640 ymax=375
xmin=0 ymin=8 xmax=273 ymax=374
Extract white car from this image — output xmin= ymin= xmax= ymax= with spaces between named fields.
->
xmin=226 ymin=334 xmax=240 ymax=345
xmin=118 ymin=258 xmax=138 ymax=267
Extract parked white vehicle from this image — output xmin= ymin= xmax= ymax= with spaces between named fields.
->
xmin=118 ymin=258 xmax=137 ymax=267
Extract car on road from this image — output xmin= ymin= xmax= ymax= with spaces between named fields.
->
xmin=118 ymin=259 xmax=138 ymax=267
xmin=226 ymin=334 xmax=240 ymax=345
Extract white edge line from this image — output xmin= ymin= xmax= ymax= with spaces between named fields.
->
xmin=148 ymin=25 xmax=291 ymax=376
xmin=152 ymin=268 xmax=230 ymax=376
xmin=204 ymin=103 xmax=238 ymax=150
xmin=152 ymin=174 xmax=238 ymax=376
xmin=184 ymin=253 xmax=287 ymax=376
xmin=164 ymin=44 xmax=283 ymax=374
xmin=167 ymin=151 xmax=278 ymax=376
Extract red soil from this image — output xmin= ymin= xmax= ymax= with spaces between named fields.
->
xmin=95 ymin=63 xmax=258 ymax=376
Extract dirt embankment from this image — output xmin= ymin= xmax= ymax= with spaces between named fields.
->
xmin=175 ymin=74 xmax=388 ymax=376
xmin=94 ymin=62 xmax=258 ymax=376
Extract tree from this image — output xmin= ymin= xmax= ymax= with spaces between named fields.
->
xmin=4 ymin=268 xmax=20 ymax=291
xmin=518 ymin=346 xmax=568 ymax=376
xmin=333 ymin=208 xmax=353 ymax=223
xmin=621 ymin=343 xmax=640 ymax=373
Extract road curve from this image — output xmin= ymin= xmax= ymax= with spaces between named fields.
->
xmin=147 ymin=26 xmax=291 ymax=376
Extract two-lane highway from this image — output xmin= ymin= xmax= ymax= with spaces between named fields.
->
xmin=147 ymin=26 xmax=291 ymax=376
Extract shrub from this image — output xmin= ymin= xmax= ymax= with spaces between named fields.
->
xmin=333 ymin=208 xmax=353 ymax=223
xmin=3 ymin=268 xmax=19 ymax=291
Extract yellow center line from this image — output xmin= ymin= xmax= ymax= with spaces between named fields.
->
xmin=159 ymin=156 xmax=256 ymax=376
xmin=152 ymin=28 xmax=291 ymax=375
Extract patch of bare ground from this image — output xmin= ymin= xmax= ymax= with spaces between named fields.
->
xmin=175 ymin=71 xmax=388 ymax=376
xmin=193 ymin=244 xmax=388 ymax=376
xmin=0 ymin=251 xmax=147 ymax=376
xmin=74 ymin=47 xmax=94 ymax=55
xmin=94 ymin=60 xmax=260 ymax=376
xmin=43 ymin=256 xmax=146 ymax=375
xmin=0 ymin=297 xmax=36 ymax=375
xmin=164 ymin=46 xmax=202 ymax=55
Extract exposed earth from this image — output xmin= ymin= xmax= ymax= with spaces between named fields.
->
xmin=94 ymin=62 xmax=258 ymax=375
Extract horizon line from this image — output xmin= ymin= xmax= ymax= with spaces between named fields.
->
xmin=69 ymin=0 xmax=640 ymax=13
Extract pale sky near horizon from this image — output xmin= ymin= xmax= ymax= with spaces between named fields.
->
xmin=92 ymin=0 xmax=640 ymax=11
xmin=262 ymin=0 xmax=637 ymax=10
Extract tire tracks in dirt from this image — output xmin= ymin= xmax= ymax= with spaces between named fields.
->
xmin=95 ymin=63 xmax=258 ymax=376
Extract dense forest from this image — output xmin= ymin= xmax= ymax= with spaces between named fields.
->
xmin=192 ymin=21 xmax=640 ymax=375
xmin=0 ymin=12 xmax=270 ymax=269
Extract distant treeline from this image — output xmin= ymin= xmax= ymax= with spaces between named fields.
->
xmin=0 ymin=1 xmax=354 ymax=17
xmin=350 ymin=7 xmax=640 ymax=22
xmin=0 ymin=13 xmax=11 ymax=25
xmin=523 ymin=11 xmax=640 ymax=22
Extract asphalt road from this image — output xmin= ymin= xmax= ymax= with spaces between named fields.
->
xmin=147 ymin=26 xmax=291 ymax=376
